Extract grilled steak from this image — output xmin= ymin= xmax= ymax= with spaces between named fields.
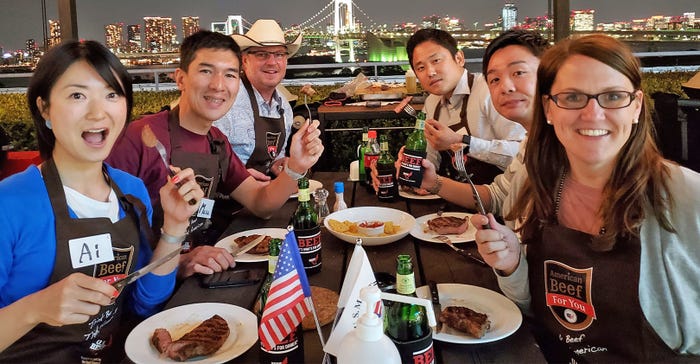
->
xmin=234 ymin=234 xmax=271 ymax=255
xmin=152 ymin=314 xmax=230 ymax=361
xmin=427 ymin=216 xmax=469 ymax=235
xmin=439 ymin=306 xmax=491 ymax=338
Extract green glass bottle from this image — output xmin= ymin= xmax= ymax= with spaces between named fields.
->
xmin=376 ymin=134 xmax=397 ymax=202
xmin=293 ymin=177 xmax=322 ymax=274
xmin=257 ymin=238 xmax=304 ymax=363
xmin=363 ymin=130 xmax=380 ymax=191
xmin=398 ymin=111 xmax=428 ymax=187
xmin=384 ymin=255 xmax=429 ymax=341
xmin=358 ymin=126 xmax=369 ymax=184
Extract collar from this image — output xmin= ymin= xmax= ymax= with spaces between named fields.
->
xmin=441 ymin=69 xmax=471 ymax=108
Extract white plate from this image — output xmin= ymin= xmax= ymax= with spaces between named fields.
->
xmin=416 ymin=283 xmax=522 ymax=344
xmin=323 ymin=206 xmax=416 ymax=246
xmin=410 ymin=212 xmax=476 ymax=243
xmin=289 ymin=179 xmax=323 ymax=199
xmin=215 ymin=228 xmax=287 ymax=263
xmin=399 ymin=189 xmax=441 ymax=200
xmin=125 ymin=302 xmax=257 ymax=363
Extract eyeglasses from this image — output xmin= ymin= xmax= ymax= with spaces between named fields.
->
xmin=548 ymin=91 xmax=637 ymax=110
xmin=247 ymin=50 xmax=289 ymax=61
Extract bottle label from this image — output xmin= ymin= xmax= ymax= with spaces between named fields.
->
xmin=295 ymin=226 xmax=322 ymax=272
xmin=414 ymin=118 xmax=425 ymax=130
xmin=260 ymin=325 xmax=304 ymax=362
xmin=364 ymin=154 xmax=379 ymax=169
xmin=377 ymin=169 xmax=396 ymax=200
xmin=297 ymin=188 xmax=310 ymax=202
xmin=398 ymin=149 xmax=426 ymax=187
xmin=396 ymin=272 xmax=416 ymax=294
xmin=268 ymin=256 xmax=278 ymax=274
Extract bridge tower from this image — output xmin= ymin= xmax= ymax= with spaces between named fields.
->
xmin=333 ymin=0 xmax=356 ymax=62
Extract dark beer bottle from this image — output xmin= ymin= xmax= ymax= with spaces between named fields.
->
xmin=398 ymin=111 xmax=428 ymax=187
xmin=376 ymin=134 xmax=397 ymax=202
xmin=384 ymin=255 xmax=434 ymax=363
xmin=257 ymin=238 xmax=304 ymax=363
xmin=363 ymin=130 xmax=380 ymax=190
xmin=293 ymin=177 xmax=322 ymax=275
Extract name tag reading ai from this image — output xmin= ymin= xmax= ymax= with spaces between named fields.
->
xmin=197 ymin=198 xmax=215 ymax=219
xmin=68 ymin=233 xmax=115 ymax=269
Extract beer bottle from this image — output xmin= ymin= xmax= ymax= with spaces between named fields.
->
xmin=376 ymin=134 xmax=397 ymax=202
xmin=257 ymin=238 xmax=305 ymax=363
xmin=398 ymin=111 xmax=428 ymax=188
xmin=363 ymin=130 xmax=380 ymax=191
xmin=358 ymin=126 xmax=369 ymax=184
xmin=384 ymin=255 xmax=434 ymax=363
xmin=293 ymin=177 xmax=322 ymax=275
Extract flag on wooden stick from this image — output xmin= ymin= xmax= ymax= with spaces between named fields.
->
xmin=259 ymin=230 xmax=312 ymax=350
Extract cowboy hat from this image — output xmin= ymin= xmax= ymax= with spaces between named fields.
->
xmin=232 ymin=19 xmax=302 ymax=57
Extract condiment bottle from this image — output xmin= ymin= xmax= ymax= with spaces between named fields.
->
xmin=384 ymin=254 xmax=434 ymax=364
xmin=333 ymin=181 xmax=348 ymax=212
xmin=257 ymin=238 xmax=305 ymax=363
xmin=336 ymin=286 xmax=401 ymax=364
xmin=398 ymin=111 xmax=428 ymax=187
xmin=376 ymin=134 xmax=397 ymax=202
xmin=405 ymin=69 xmax=417 ymax=94
xmin=293 ymin=177 xmax=322 ymax=275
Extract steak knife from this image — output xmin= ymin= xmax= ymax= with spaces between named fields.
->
xmin=428 ymin=280 xmax=443 ymax=333
xmin=111 ymin=246 xmax=182 ymax=293
xmin=230 ymin=234 xmax=266 ymax=257
xmin=435 ymin=235 xmax=487 ymax=266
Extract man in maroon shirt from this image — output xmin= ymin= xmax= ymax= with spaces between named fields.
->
xmin=108 ymin=31 xmax=323 ymax=278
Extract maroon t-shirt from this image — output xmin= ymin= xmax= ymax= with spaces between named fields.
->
xmin=107 ymin=110 xmax=249 ymax=209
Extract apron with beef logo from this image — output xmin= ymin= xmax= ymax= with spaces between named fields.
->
xmin=241 ymin=76 xmax=286 ymax=176
xmin=167 ymin=106 xmax=229 ymax=246
xmin=0 ymin=159 xmax=149 ymax=363
xmin=432 ymin=73 xmax=501 ymax=185
xmin=528 ymin=223 xmax=685 ymax=362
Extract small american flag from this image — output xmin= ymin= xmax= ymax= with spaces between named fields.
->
xmin=259 ymin=230 xmax=312 ymax=350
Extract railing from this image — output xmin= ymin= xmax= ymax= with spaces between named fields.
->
xmin=1 ymin=52 xmax=699 ymax=93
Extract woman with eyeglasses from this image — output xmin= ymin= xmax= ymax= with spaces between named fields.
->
xmin=470 ymin=34 xmax=700 ymax=362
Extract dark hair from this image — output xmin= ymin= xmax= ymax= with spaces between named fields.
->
xmin=507 ymin=34 xmax=673 ymax=251
xmin=179 ymin=30 xmax=241 ymax=72
xmin=482 ymin=29 xmax=549 ymax=75
xmin=406 ymin=28 xmax=458 ymax=69
xmin=27 ymin=40 xmax=133 ymax=161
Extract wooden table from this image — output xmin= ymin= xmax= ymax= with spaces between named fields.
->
xmin=164 ymin=172 xmax=546 ymax=363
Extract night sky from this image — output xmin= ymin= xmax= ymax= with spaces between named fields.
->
xmin=0 ymin=0 xmax=697 ymax=50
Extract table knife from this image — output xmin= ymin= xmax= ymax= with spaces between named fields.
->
xmin=435 ymin=235 xmax=488 ymax=266
xmin=230 ymin=235 xmax=266 ymax=257
xmin=428 ymin=280 xmax=443 ymax=333
xmin=111 ymin=246 xmax=181 ymax=293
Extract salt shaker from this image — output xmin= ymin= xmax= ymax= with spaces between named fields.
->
xmin=313 ymin=188 xmax=330 ymax=223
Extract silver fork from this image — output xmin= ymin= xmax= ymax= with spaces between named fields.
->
xmin=403 ymin=103 xmax=417 ymax=117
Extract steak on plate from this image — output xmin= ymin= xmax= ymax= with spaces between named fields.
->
xmin=233 ymin=234 xmax=271 ymax=255
xmin=427 ymin=216 xmax=469 ymax=235
xmin=152 ymin=314 xmax=230 ymax=361
xmin=439 ymin=306 xmax=491 ymax=338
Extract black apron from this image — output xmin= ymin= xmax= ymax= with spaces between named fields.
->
xmin=528 ymin=223 xmax=689 ymax=363
xmin=241 ymin=76 xmax=286 ymax=176
xmin=166 ymin=106 xmax=230 ymax=246
xmin=0 ymin=159 xmax=150 ymax=363
xmin=433 ymin=73 xmax=502 ymax=185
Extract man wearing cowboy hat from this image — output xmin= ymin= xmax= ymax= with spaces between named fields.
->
xmin=214 ymin=19 xmax=304 ymax=183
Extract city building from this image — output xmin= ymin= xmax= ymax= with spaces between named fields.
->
xmin=571 ymin=10 xmax=595 ymax=31
xmin=182 ymin=16 xmax=200 ymax=39
xmin=144 ymin=16 xmax=175 ymax=52
xmin=127 ymin=24 xmax=141 ymax=53
xmin=48 ymin=19 xmax=61 ymax=49
xmin=502 ymin=3 xmax=518 ymax=30
xmin=105 ymin=23 xmax=124 ymax=52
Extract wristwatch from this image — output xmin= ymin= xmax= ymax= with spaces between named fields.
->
xmin=284 ymin=162 xmax=307 ymax=180
xmin=461 ymin=135 xmax=471 ymax=153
